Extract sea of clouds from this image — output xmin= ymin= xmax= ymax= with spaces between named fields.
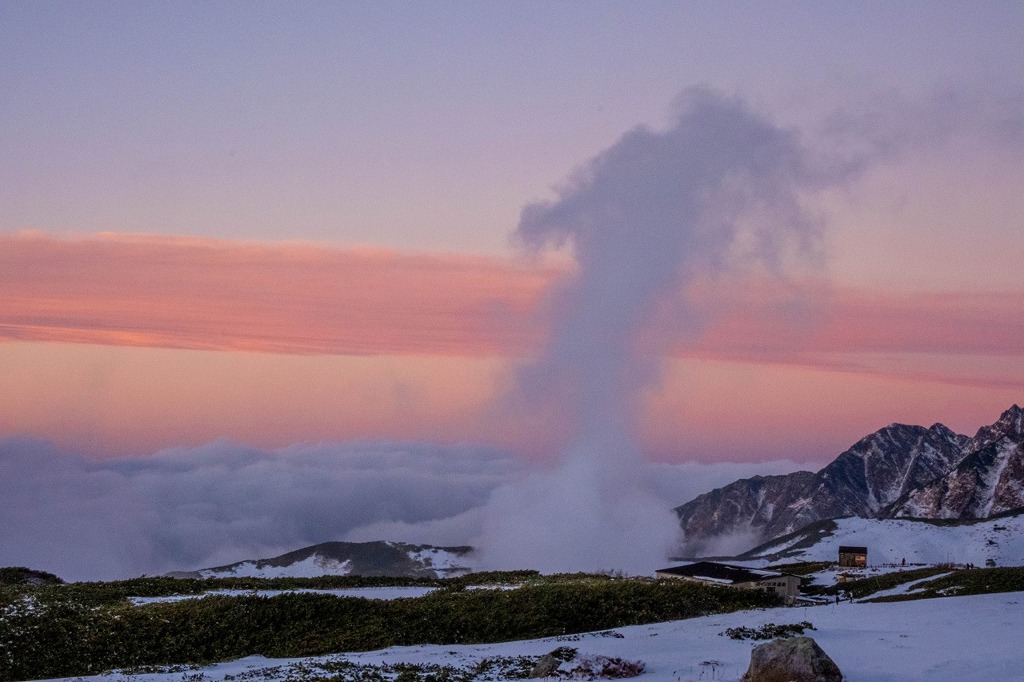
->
xmin=0 ymin=435 xmax=806 ymax=581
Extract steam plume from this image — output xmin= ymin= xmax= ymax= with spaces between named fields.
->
xmin=479 ymin=88 xmax=830 ymax=573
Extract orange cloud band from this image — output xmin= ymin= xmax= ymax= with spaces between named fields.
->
xmin=681 ymin=281 xmax=1024 ymax=358
xmin=2 ymin=232 xmax=1023 ymax=366
xmin=0 ymin=232 xmax=554 ymax=356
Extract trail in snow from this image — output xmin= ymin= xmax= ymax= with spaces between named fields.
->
xmin=127 ymin=586 xmax=438 ymax=605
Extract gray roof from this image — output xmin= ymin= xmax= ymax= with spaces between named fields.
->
xmin=655 ymin=561 xmax=785 ymax=584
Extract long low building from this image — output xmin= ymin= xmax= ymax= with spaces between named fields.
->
xmin=655 ymin=561 xmax=801 ymax=605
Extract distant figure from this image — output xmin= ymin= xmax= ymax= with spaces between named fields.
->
xmin=901 ymin=557 xmax=906 ymax=566
xmin=834 ymin=594 xmax=840 ymax=605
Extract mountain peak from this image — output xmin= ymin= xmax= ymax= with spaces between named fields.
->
xmin=997 ymin=403 xmax=1022 ymax=423
xmin=1002 ymin=404 xmax=1023 ymax=428
xmin=675 ymin=406 xmax=1020 ymax=556
xmin=972 ymin=404 xmax=1024 ymax=445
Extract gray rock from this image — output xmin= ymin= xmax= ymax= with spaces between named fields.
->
xmin=529 ymin=653 xmax=560 ymax=678
xmin=743 ymin=636 xmax=842 ymax=682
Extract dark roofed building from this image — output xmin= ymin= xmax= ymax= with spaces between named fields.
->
xmin=838 ymin=546 xmax=867 ymax=568
xmin=655 ymin=561 xmax=800 ymax=604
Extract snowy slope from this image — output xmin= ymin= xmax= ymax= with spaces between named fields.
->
xmin=172 ymin=541 xmax=478 ymax=579
xmin=41 ymin=590 xmax=1024 ymax=681
xmin=741 ymin=513 xmax=1024 ymax=566
xmin=197 ymin=553 xmax=354 ymax=579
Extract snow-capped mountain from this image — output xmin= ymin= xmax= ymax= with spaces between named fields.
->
xmin=886 ymin=405 xmax=1024 ymax=518
xmin=169 ymin=541 xmax=476 ymax=579
xmin=676 ymin=405 xmax=1023 ymax=556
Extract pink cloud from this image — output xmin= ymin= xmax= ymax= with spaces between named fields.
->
xmin=677 ymin=279 xmax=1024 ymax=390
xmin=2 ymin=232 xmax=1021 ymax=390
xmin=0 ymin=232 xmax=553 ymax=356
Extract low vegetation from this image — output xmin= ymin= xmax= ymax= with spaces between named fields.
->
xmin=720 ymin=621 xmax=815 ymax=640
xmin=6 ymin=570 xmax=544 ymax=609
xmin=223 ymin=654 xmax=539 ymax=682
xmin=869 ymin=566 xmax=1024 ymax=602
xmin=764 ymin=561 xmax=832 ymax=576
xmin=0 ymin=571 xmax=777 ymax=681
xmin=0 ymin=567 xmax=63 ymax=587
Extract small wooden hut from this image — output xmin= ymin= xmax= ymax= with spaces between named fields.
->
xmin=838 ymin=546 xmax=867 ymax=567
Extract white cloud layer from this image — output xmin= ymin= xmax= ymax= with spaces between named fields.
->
xmin=0 ymin=435 xmax=808 ymax=581
xmin=0 ymin=438 xmax=513 ymax=581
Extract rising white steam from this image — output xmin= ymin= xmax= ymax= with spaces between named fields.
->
xmin=478 ymin=87 xmax=833 ymax=573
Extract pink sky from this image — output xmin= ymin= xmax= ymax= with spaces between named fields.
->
xmin=2 ymin=3 xmax=1023 ymax=465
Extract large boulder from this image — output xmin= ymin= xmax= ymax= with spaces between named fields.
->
xmin=743 ymin=636 xmax=842 ymax=682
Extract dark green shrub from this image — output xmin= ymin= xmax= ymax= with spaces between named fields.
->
xmin=0 ymin=575 xmax=777 ymax=680
xmin=720 ymin=621 xmax=815 ymax=640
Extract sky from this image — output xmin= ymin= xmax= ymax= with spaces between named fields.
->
xmin=2 ymin=1 xmax=1024 ymax=578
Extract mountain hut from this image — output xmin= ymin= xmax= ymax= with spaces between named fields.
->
xmin=838 ymin=546 xmax=868 ymax=567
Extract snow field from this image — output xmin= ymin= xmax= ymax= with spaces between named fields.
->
xmin=751 ymin=514 xmax=1024 ymax=567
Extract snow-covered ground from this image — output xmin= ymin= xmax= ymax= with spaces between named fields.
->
xmin=42 ymin=590 xmax=1024 ymax=682
xmin=128 ymin=585 xmax=438 ymax=605
xmin=864 ymin=572 xmax=953 ymax=600
xmin=406 ymin=545 xmax=477 ymax=575
xmin=749 ymin=514 xmax=1024 ymax=566
xmin=796 ymin=563 xmax=936 ymax=591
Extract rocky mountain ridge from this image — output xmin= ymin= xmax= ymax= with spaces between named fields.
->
xmin=675 ymin=405 xmax=1024 ymax=556
xmin=886 ymin=405 xmax=1024 ymax=518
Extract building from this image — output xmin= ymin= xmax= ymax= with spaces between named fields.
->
xmin=655 ymin=561 xmax=801 ymax=605
xmin=838 ymin=546 xmax=868 ymax=568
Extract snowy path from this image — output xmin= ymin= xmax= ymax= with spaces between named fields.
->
xmin=128 ymin=585 xmax=438 ymax=605
xmin=862 ymin=572 xmax=952 ymax=600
